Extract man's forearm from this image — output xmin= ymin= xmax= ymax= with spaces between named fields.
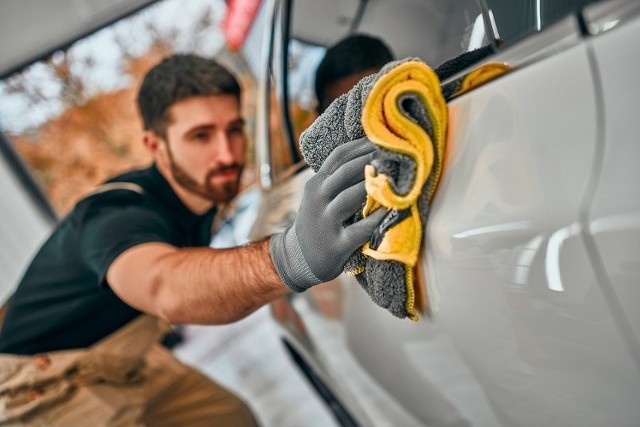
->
xmin=109 ymin=238 xmax=290 ymax=325
xmin=155 ymin=238 xmax=289 ymax=324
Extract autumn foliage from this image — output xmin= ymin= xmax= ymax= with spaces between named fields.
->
xmin=10 ymin=50 xmax=168 ymax=214
xmin=9 ymin=44 xmax=256 ymax=215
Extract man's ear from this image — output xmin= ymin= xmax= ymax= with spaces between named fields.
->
xmin=143 ymin=130 xmax=171 ymax=171
xmin=142 ymin=130 xmax=162 ymax=154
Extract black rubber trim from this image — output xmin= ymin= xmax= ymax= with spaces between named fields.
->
xmin=349 ymin=0 xmax=369 ymax=33
xmin=280 ymin=0 xmax=301 ymax=164
xmin=576 ymin=11 xmax=590 ymax=36
xmin=282 ymin=338 xmax=360 ymax=427
xmin=260 ymin=0 xmax=280 ymax=189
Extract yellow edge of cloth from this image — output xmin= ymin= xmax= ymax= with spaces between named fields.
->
xmin=360 ymin=60 xmax=447 ymax=320
xmin=346 ymin=266 xmax=365 ymax=277
xmin=360 ymin=60 xmax=447 ymax=319
xmin=455 ymin=62 xmax=512 ymax=96
xmin=405 ymin=266 xmax=419 ymax=322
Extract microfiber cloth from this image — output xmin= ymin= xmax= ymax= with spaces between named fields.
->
xmin=300 ymin=58 xmax=447 ymax=321
xmin=436 ymin=45 xmax=512 ymax=99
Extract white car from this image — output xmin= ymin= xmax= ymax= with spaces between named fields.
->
xmin=249 ymin=0 xmax=640 ymax=426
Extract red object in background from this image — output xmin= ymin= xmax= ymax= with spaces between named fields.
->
xmin=222 ymin=0 xmax=262 ymax=52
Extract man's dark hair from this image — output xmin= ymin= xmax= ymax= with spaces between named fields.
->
xmin=314 ymin=34 xmax=393 ymax=113
xmin=137 ymin=54 xmax=241 ymax=137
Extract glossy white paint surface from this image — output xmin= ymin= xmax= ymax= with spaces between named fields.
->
xmin=587 ymin=16 xmax=640 ymax=362
xmin=253 ymin=2 xmax=640 ymax=425
xmin=426 ymin=40 xmax=640 ymax=426
xmin=344 ymin=278 xmax=499 ymax=427
xmin=249 ymin=166 xmax=312 ymax=240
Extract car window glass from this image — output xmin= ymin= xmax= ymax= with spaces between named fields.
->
xmin=267 ymin=8 xmax=324 ymax=182
xmin=485 ymin=0 xmax=602 ymax=45
xmin=266 ymin=9 xmax=289 ymax=181
xmin=265 ymin=0 xmax=605 ymax=185
xmin=266 ymin=0 xmax=486 ymax=184
xmin=286 ymin=40 xmax=324 ymax=147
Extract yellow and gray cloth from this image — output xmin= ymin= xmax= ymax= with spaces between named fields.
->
xmin=300 ymin=58 xmax=447 ymax=321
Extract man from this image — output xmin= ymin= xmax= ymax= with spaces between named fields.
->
xmin=0 ymin=54 xmax=384 ymax=426
xmin=314 ymin=33 xmax=394 ymax=114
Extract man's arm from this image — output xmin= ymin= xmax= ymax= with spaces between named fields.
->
xmin=109 ymin=138 xmax=384 ymax=326
xmin=107 ymin=238 xmax=288 ymax=325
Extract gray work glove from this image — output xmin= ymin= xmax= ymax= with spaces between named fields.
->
xmin=269 ymin=138 xmax=386 ymax=292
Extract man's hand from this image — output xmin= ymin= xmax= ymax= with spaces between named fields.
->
xmin=269 ymin=138 xmax=386 ymax=292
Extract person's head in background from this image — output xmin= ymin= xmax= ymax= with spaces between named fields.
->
xmin=314 ymin=33 xmax=394 ymax=114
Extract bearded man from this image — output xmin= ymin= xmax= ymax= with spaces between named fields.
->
xmin=0 ymin=54 xmax=383 ymax=426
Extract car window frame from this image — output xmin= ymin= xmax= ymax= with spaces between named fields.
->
xmin=258 ymin=0 xmax=622 ymax=191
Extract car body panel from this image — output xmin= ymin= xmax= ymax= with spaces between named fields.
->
xmin=251 ymin=0 xmax=640 ymax=425
xmin=586 ymin=13 xmax=640 ymax=360
xmin=426 ymin=39 xmax=640 ymax=427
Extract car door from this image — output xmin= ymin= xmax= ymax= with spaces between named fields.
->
xmin=583 ymin=0 xmax=640 ymax=366
xmin=424 ymin=1 xmax=640 ymax=426
xmin=250 ymin=0 xmax=640 ymax=426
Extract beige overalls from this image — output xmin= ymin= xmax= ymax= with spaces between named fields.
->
xmin=0 ymin=315 xmax=257 ymax=426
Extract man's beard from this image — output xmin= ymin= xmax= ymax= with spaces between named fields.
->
xmin=167 ymin=149 xmax=243 ymax=204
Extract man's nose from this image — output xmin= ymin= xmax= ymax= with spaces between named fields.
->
xmin=213 ymin=132 xmax=235 ymax=165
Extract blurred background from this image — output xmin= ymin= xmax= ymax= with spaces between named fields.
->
xmin=0 ymin=0 xmax=322 ymax=214
xmin=1 ymin=0 xmax=245 ymax=214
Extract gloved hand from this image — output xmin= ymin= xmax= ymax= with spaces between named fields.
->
xmin=270 ymin=138 xmax=386 ymax=292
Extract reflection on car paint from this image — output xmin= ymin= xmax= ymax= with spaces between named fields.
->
xmin=545 ymin=223 xmax=582 ymax=292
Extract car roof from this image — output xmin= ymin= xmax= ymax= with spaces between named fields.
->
xmin=290 ymin=0 xmax=479 ymax=69
xmin=0 ymin=0 xmax=159 ymax=78
xmin=0 ymin=0 xmax=476 ymax=79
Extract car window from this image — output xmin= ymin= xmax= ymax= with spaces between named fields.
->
xmin=267 ymin=39 xmax=324 ymax=181
xmin=264 ymin=0 xmax=487 ymax=186
xmin=262 ymin=0 xmax=607 ymax=187
xmin=485 ymin=0 xmax=602 ymax=45
xmin=265 ymin=0 xmax=324 ymax=182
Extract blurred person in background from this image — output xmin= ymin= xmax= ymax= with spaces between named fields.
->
xmin=315 ymin=33 xmax=394 ymax=114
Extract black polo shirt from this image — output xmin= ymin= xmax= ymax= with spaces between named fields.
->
xmin=0 ymin=164 xmax=216 ymax=355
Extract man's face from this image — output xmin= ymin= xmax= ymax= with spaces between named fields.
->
xmin=160 ymin=94 xmax=246 ymax=205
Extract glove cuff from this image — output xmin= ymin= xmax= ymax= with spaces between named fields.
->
xmin=269 ymin=227 xmax=321 ymax=293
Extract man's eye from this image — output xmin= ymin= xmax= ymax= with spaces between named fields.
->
xmin=194 ymin=132 xmax=209 ymax=141
xmin=228 ymin=126 xmax=244 ymax=135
